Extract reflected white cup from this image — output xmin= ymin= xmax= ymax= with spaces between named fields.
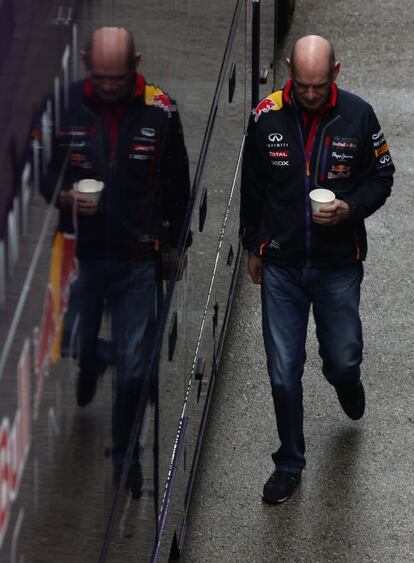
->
xmin=309 ymin=189 xmax=335 ymax=222
xmin=74 ymin=179 xmax=104 ymax=203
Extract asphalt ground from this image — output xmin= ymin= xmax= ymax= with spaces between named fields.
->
xmin=182 ymin=0 xmax=414 ymax=561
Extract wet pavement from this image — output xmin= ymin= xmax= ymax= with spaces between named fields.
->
xmin=182 ymin=0 xmax=414 ymax=561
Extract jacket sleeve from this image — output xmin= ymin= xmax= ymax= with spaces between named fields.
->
xmin=240 ymin=114 xmax=267 ymax=253
xmin=161 ymin=105 xmax=192 ymax=248
xmin=341 ymin=106 xmax=394 ymax=221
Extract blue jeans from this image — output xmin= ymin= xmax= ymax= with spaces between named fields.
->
xmin=77 ymin=258 xmax=156 ymax=466
xmin=261 ymin=262 xmax=364 ymax=473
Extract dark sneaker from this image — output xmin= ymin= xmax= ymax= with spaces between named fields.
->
xmin=335 ymin=380 xmax=365 ymax=420
xmin=76 ymin=361 xmax=107 ymax=407
xmin=127 ymin=461 xmax=143 ymax=499
xmin=113 ymin=461 xmax=143 ymax=499
xmin=263 ymin=470 xmax=301 ymax=503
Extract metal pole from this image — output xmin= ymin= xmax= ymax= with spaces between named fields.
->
xmin=273 ymin=0 xmax=279 ymax=91
xmin=251 ymin=0 xmax=260 ymax=108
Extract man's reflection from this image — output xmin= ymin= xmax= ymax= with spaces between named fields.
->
xmin=42 ymin=27 xmax=190 ymax=496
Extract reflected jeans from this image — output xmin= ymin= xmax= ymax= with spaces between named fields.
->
xmin=261 ymin=262 xmax=364 ymax=473
xmin=77 ymin=258 xmax=156 ymax=467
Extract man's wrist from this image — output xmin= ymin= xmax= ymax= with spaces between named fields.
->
xmin=339 ymin=197 xmax=354 ymax=220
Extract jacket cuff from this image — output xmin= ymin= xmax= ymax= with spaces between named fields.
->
xmin=339 ymin=194 xmax=358 ymax=221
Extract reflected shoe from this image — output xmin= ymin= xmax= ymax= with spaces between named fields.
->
xmin=127 ymin=461 xmax=143 ymax=499
xmin=76 ymin=361 xmax=107 ymax=407
xmin=263 ymin=469 xmax=301 ymax=503
xmin=113 ymin=462 xmax=143 ymax=499
xmin=335 ymin=380 xmax=365 ymax=420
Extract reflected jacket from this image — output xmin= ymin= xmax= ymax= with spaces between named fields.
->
xmin=240 ymin=81 xmax=395 ymax=268
xmin=42 ymin=74 xmax=191 ymax=260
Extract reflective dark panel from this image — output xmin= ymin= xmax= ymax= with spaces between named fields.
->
xmin=0 ymin=1 xmax=292 ymax=561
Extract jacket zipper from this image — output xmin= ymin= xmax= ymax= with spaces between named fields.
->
xmin=295 ymin=117 xmax=318 ymax=268
xmin=319 ymin=136 xmax=330 ymax=182
xmin=77 ymin=105 xmax=111 ymax=252
xmin=98 ymin=115 xmax=112 ymax=253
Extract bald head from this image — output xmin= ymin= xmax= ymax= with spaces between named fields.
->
xmin=287 ymin=35 xmax=340 ymax=113
xmin=290 ymin=35 xmax=336 ymax=78
xmin=87 ymin=27 xmax=136 ymax=71
xmin=82 ymin=27 xmax=141 ymax=103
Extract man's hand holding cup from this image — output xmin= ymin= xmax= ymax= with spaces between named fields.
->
xmin=60 ymin=179 xmax=104 ymax=215
xmin=310 ymin=188 xmax=350 ymax=226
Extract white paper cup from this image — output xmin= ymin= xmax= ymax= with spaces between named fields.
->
xmin=74 ymin=179 xmax=104 ymax=203
xmin=309 ymin=188 xmax=335 ymax=221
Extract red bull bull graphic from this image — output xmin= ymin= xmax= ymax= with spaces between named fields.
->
xmin=253 ymin=97 xmax=276 ymax=122
xmin=145 ymin=84 xmax=177 ymax=115
xmin=331 ymin=164 xmax=350 ymax=173
xmin=252 ymin=91 xmax=283 ymax=123
xmin=150 ymin=93 xmax=176 ymax=114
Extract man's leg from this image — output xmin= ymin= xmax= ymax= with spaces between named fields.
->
xmin=109 ymin=259 xmax=156 ymax=494
xmin=61 ymin=275 xmax=80 ymax=358
xmin=76 ymin=259 xmax=105 ymax=406
xmin=311 ymin=263 xmax=365 ymax=419
xmin=261 ymin=264 xmax=310 ymax=474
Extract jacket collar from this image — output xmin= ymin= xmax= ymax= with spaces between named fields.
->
xmin=282 ymin=79 xmax=338 ymax=112
xmin=82 ymin=72 xmax=145 ymax=103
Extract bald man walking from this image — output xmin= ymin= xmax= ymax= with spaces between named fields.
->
xmin=43 ymin=27 xmax=190 ymax=497
xmin=240 ymin=36 xmax=394 ymax=502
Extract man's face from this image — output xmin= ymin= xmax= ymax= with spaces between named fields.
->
xmin=290 ymin=63 xmax=336 ymax=113
xmin=292 ymin=79 xmax=331 ymax=113
xmin=89 ymin=55 xmax=133 ymax=103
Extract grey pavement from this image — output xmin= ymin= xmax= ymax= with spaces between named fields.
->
xmin=182 ymin=0 xmax=414 ymax=561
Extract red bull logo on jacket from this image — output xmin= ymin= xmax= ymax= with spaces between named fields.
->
xmin=152 ymin=93 xmax=175 ymax=113
xmin=252 ymin=91 xmax=283 ymax=122
xmin=145 ymin=84 xmax=176 ymax=114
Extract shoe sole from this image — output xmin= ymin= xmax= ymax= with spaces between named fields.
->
xmin=128 ymin=488 xmax=143 ymax=499
xmin=262 ymin=476 xmax=301 ymax=504
xmin=262 ymin=494 xmax=290 ymax=504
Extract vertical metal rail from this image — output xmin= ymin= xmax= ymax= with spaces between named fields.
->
xmin=273 ymin=0 xmax=279 ymax=91
xmin=251 ymin=0 xmax=260 ymax=108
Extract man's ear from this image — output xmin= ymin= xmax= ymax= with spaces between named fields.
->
xmin=286 ymin=58 xmax=293 ymax=79
xmin=332 ymin=61 xmax=341 ymax=81
xmin=135 ymin=52 xmax=142 ymax=68
xmin=80 ymin=49 xmax=90 ymax=69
